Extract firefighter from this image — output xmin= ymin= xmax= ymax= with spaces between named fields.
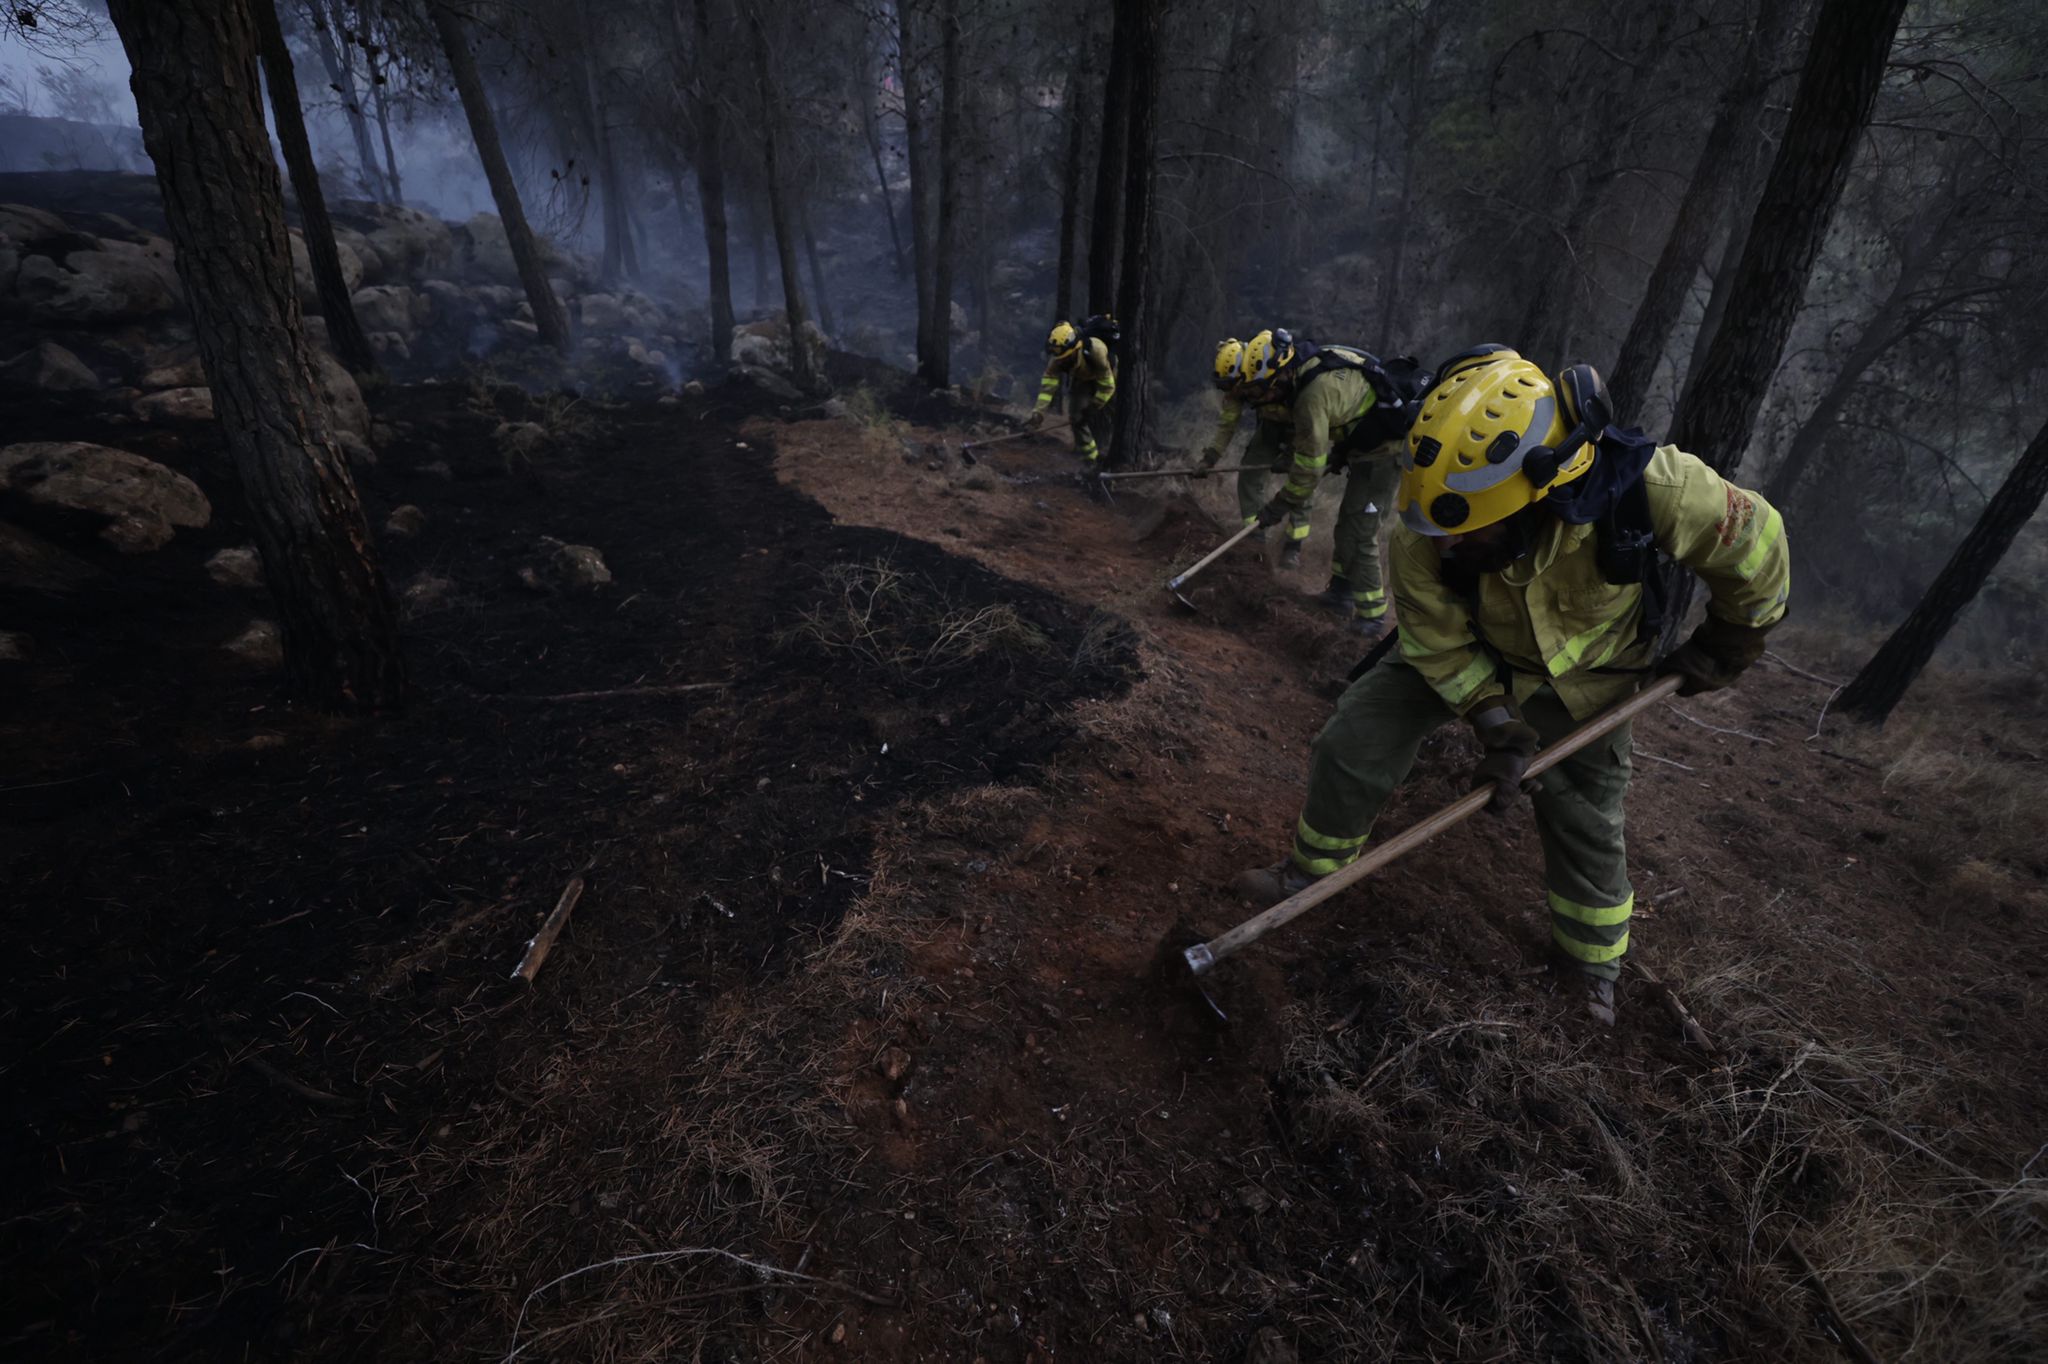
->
xmin=1233 ymin=346 xmax=1791 ymax=1024
xmin=1192 ymin=335 xmax=1299 ymax=556
xmin=1024 ymin=318 xmax=1117 ymax=467
xmin=1199 ymin=329 xmax=1426 ymax=636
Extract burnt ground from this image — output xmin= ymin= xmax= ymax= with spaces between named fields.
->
xmin=4 ymin=366 xmax=2047 ymax=1363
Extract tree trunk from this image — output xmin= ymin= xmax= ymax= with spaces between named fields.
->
xmin=1838 ymin=417 xmax=2048 ymax=724
xmin=1610 ymin=0 xmax=1803 ymax=425
xmin=108 ymin=0 xmax=405 ymax=711
xmin=310 ymin=0 xmax=387 ymax=201
xmin=1053 ymin=44 xmax=1090 ymax=321
xmin=366 ymin=41 xmax=404 ymax=204
xmin=747 ymin=6 xmax=819 ymax=394
xmin=254 ymin=0 xmax=377 ymax=377
xmin=860 ymin=61 xmax=908 ymax=277
xmin=750 ymin=213 xmax=770 ymax=309
xmin=680 ymin=0 xmax=734 ymax=358
xmin=1679 ymin=196 xmax=1751 ymax=410
xmin=581 ymin=40 xmax=635 ymax=285
xmin=800 ymin=199 xmax=835 ymax=338
xmin=1107 ymin=0 xmax=1161 ymax=468
xmin=896 ymin=0 xmax=935 ymax=353
xmin=429 ymin=1 xmax=570 ymax=351
xmin=1660 ymin=0 xmax=1906 ymax=641
xmin=1087 ymin=0 xmax=1132 ymax=314
xmin=1373 ymin=8 xmax=1435 ymax=348
xmin=918 ymin=0 xmax=961 ymax=389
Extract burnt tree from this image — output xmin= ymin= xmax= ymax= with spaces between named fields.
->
xmin=255 ymin=0 xmax=377 ymax=377
xmin=309 ymin=0 xmax=390 ymax=200
xmin=747 ymin=4 xmax=820 ymax=394
xmin=678 ymin=0 xmax=734 ymax=358
xmin=429 ymin=0 xmax=571 ymax=351
xmin=896 ymin=0 xmax=936 ymax=361
xmin=919 ymin=0 xmax=961 ymax=389
xmin=108 ymin=0 xmax=405 ymax=711
xmin=1053 ymin=40 xmax=1091 ymax=322
xmin=1839 ymin=417 xmax=2048 ymax=724
xmin=1106 ymin=0 xmax=1161 ymax=466
xmin=1087 ymin=0 xmax=1132 ymax=314
xmin=1608 ymin=0 xmax=1803 ymax=424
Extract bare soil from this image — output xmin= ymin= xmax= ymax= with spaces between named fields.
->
xmin=3 ymin=367 xmax=2044 ymax=1363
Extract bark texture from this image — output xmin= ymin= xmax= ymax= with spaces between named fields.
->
xmin=1087 ymin=0 xmax=1132 ymax=315
xmin=108 ymin=0 xmax=405 ymax=711
xmin=896 ymin=0 xmax=935 ymax=360
xmin=680 ymin=0 xmax=734 ymax=358
xmin=1106 ymin=0 xmax=1161 ymax=467
xmin=1839 ymin=419 xmax=2048 ymax=724
xmin=429 ymin=0 xmax=571 ymax=351
xmin=254 ymin=0 xmax=376 ymax=376
xmin=918 ymin=0 xmax=961 ymax=389
xmin=748 ymin=5 xmax=820 ymax=394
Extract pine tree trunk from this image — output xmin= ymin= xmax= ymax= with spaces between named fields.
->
xmin=1373 ymin=9 xmax=1435 ymax=347
xmin=366 ymin=43 xmax=404 ymax=204
xmin=860 ymin=64 xmax=908 ymax=277
xmin=1106 ymin=0 xmax=1161 ymax=468
xmin=108 ymin=0 xmax=405 ymax=712
xmin=1053 ymin=45 xmax=1090 ymax=322
xmin=801 ymin=200 xmax=835 ymax=338
xmin=254 ymin=0 xmax=377 ymax=377
xmin=919 ymin=0 xmax=961 ymax=389
xmin=680 ymin=0 xmax=734 ymax=358
xmin=748 ymin=7 xmax=819 ymax=394
xmin=311 ymin=0 xmax=387 ymax=201
xmin=1679 ymin=198 xmax=1751 ymax=410
xmin=1087 ymin=0 xmax=1131 ymax=314
xmin=1659 ymin=0 xmax=1906 ymax=642
xmin=1609 ymin=0 xmax=1800 ymax=425
xmin=1838 ymin=417 xmax=2048 ymax=725
xmin=896 ymin=0 xmax=935 ymax=354
xmin=429 ymin=1 xmax=571 ymax=351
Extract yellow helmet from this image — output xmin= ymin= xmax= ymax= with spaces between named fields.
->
xmin=1212 ymin=337 xmax=1247 ymax=390
xmin=1047 ymin=321 xmax=1079 ymax=357
xmin=1239 ymin=328 xmax=1297 ymax=393
xmin=1396 ymin=346 xmax=1610 ymax=537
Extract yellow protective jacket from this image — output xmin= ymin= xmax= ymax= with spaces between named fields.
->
xmin=1389 ymin=445 xmax=1790 ymax=721
xmin=1035 ymin=336 xmax=1116 ymax=412
xmin=1203 ymin=391 xmax=1294 ymax=462
xmin=1274 ymin=350 xmax=1399 ymax=507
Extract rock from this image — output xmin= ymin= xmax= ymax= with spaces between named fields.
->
xmin=541 ymin=536 xmax=611 ymax=588
xmin=499 ymin=318 xmax=540 ymax=343
xmin=458 ymin=211 xmax=518 ymax=281
xmin=471 ymin=283 xmax=518 ymax=314
xmin=820 ymin=397 xmax=851 ymax=420
xmin=5 ymin=236 xmax=179 ymax=324
xmin=0 ymin=440 xmax=211 ymax=552
xmin=224 ymin=619 xmax=283 ymax=668
xmin=0 ymin=521 xmax=106 ymax=594
xmin=134 ymin=386 xmax=214 ymax=423
xmin=401 ymin=571 xmax=454 ymax=616
xmin=0 ymin=340 xmax=98 ymax=393
xmin=350 ymin=284 xmax=423 ymax=337
xmin=737 ymin=364 xmax=803 ymax=401
xmin=418 ymin=459 xmax=454 ymax=481
xmin=287 ymin=227 xmax=365 ymax=312
xmin=683 ymin=379 xmax=705 ymax=396
xmin=578 ymin=292 xmax=628 ymax=333
xmin=138 ymin=352 xmax=206 ymax=390
xmin=205 ymin=545 xmax=264 ymax=590
xmin=515 ymin=564 xmax=547 ymax=593
xmin=368 ymin=331 xmax=411 ymax=363
xmin=333 ymin=227 xmax=382 ymax=284
xmin=876 ymin=1046 xmax=913 ymax=1083
xmin=418 ymin=277 xmax=473 ymax=326
xmin=363 ymin=206 xmax=452 ymax=277
xmin=0 ymin=202 xmax=75 ymax=245
xmin=1244 ymin=1326 xmax=1297 ymax=1364
xmin=308 ymin=347 xmax=370 ymax=443
xmin=300 ymin=314 xmax=331 ymax=353
xmin=494 ymin=420 xmax=549 ymax=466
xmin=384 ymin=504 xmax=426 ymax=537
xmin=0 ymin=629 xmax=32 ymax=661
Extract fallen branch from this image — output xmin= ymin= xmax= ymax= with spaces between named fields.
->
xmin=503 ymin=1246 xmax=900 ymax=1362
xmin=1356 ymin=1020 xmax=1520 ymax=1092
xmin=492 ymin=682 xmax=729 ymax=704
xmin=1626 ymin=960 xmax=1714 ymax=1050
xmin=1763 ymin=650 xmax=1844 ymax=688
xmin=235 ymin=1046 xmax=353 ymax=1109
xmin=511 ymin=873 xmax=587 ymax=982
xmin=1635 ymin=749 xmax=1696 ymax=772
xmin=1782 ymin=1237 xmax=1886 ymax=1364
xmin=1664 ymin=703 xmax=1777 ymax=746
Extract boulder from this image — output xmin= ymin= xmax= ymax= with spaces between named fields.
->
xmin=134 ymin=386 xmax=215 ymax=423
xmin=308 ymin=347 xmax=370 ymax=443
xmin=206 ymin=545 xmax=265 ymax=590
xmin=578 ymin=292 xmax=628 ymax=333
xmin=384 ymin=503 xmax=426 ymax=537
xmin=368 ymin=331 xmax=412 ymax=364
xmin=541 ymin=536 xmax=611 ymax=588
xmin=418 ymin=277 xmax=473 ymax=326
xmin=458 ymin=211 xmax=517 ymax=281
xmin=6 ymin=236 xmax=178 ymax=324
xmin=471 ymin=283 xmax=518 ymax=315
xmin=0 ymin=441 xmax=211 ymax=552
xmin=401 ymin=571 xmax=453 ymax=616
xmin=333 ymin=227 xmax=383 ymax=285
xmin=0 ymin=202 xmax=74 ymax=245
xmin=138 ymin=351 xmax=205 ymax=390
xmin=350 ymin=284 xmax=423 ymax=337
xmin=287 ymin=228 xmax=365 ymax=313
xmin=0 ymin=521 xmax=106 ymax=595
xmin=0 ymin=629 xmax=32 ymax=661
xmin=737 ymin=364 xmax=803 ymax=401
xmin=300 ymin=314 xmax=332 ymax=353
xmin=494 ymin=420 xmax=549 ymax=466
xmin=364 ymin=206 xmax=452 ymax=277
xmin=0 ymin=340 xmax=99 ymax=393
xmin=224 ymin=619 xmax=284 ymax=668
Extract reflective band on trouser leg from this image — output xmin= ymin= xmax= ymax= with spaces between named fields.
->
xmin=1550 ymin=890 xmax=1631 ymax=972
xmin=1287 ymin=516 xmax=1312 ymax=542
xmin=1352 ymin=587 xmax=1388 ymax=619
xmin=1290 ymin=816 xmax=1366 ymax=876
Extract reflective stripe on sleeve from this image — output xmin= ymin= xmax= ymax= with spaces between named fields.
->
xmin=1549 ymin=613 xmax=1621 ymax=677
xmin=1736 ymin=504 xmax=1784 ymax=579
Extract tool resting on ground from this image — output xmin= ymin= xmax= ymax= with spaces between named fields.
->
xmin=1165 ymin=523 xmax=1260 ymax=600
xmin=1097 ymin=463 xmax=1268 ymax=482
xmin=1183 ymin=674 xmax=1683 ymax=976
xmin=959 ymin=420 xmax=1070 ymax=464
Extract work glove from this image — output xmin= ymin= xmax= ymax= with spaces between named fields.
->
xmin=1190 ymin=446 xmax=1222 ymax=479
xmin=1466 ymin=695 xmax=1540 ymax=815
xmin=1022 ymin=409 xmax=1046 ymax=431
xmin=1255 ymin=495 xmax=1296 ymax=528
xmin=1657 ymin=615 xmax=1773 ymax=697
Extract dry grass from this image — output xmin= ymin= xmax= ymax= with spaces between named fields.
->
xmin=781 ymin=559 xmax=1049 ymax=679
xmin=1272 ymin=960 xmax=2048 ymax=1362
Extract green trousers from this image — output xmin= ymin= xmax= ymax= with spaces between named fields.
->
xmin=1288 ymin=659 xmax=1637 ymax=980
xmin=1235 ymin=426 xmax=1396 ymax=618
xmin=1235 ymin=423 xmax=1312 ymax=544
xmin=1066 ymin=390 xmax=1109 ymax=465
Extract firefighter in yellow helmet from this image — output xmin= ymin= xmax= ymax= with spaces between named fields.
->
xmin=1234 ymin=345 xmax=1791 ymax=1025
xmin=1192 ymin=333 xmax=1300 ymax=549
xmin=1024 ymin=317 xmax=1117 ymax=467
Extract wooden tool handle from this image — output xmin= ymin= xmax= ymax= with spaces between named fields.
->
xmin=963 ymin=419 xmax=1069 ymax=452
xmin=1098 ymin=463 xmax=1270 ymax=482
xmin=1186 ymin=674 xmax=1683 ymax=974
xmin=1166 ymin=523 xmax=1260 ymax=591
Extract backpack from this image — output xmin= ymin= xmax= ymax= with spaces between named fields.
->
xmin=1079 ymin=314 xmax=1121 ymax=354
xmin=1301 ymin=344 xmax=1436 ymax=455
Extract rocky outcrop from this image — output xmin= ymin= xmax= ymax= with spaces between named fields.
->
xmin=205 ymin=545 xmax=264 ymax=590
xmin=288 ymin=227 xmax=365 ymax=312
xmin=0 ymin=203 xmax=178 ymax=325
xmin=133 ymin=386 xmax=214 ymax=423
xmin=0 ymin=339 xmax=98 ymax=393
xmin=350 ymin=283 xmax=425 ymax=338
xmin=0 ymin=440 xmax=211 ymax=552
